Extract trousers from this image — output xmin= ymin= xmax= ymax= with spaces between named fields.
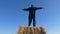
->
xmin=28 ymin=15 xmax=36 ymax=26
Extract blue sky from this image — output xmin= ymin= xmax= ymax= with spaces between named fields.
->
xmin=0 ymin=0 xmax=60 ymax=34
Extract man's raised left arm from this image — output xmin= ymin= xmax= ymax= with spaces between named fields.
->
xmin=35 ymin=7 xmax=43 ymax=10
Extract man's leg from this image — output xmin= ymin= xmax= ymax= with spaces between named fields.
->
xmin=33 ymin=16 xmax=36 ymax=27
xmin=28 ymin=16 xmax=32 ymax=26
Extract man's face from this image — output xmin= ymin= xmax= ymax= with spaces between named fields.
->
xmin=31 ymin=4 xmax=34 ymax=7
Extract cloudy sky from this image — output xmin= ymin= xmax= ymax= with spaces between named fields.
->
xmin=0 ymin=0 xmax=60 ymax=34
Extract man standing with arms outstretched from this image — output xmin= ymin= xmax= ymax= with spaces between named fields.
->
xmin=23 ymin=4 xmax=43 ymax=27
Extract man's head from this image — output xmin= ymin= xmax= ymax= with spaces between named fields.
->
xmin=31 ymin=4 xmax=34 ymax=7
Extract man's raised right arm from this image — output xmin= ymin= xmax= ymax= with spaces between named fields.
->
xmin=22 ymin=8 xmax=29 ymax=11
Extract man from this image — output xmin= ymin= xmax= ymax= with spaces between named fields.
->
xmin=23 ymin=4 xmax=43 ymax=27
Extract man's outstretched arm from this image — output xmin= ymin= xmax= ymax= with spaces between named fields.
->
xmin=23 ymin=8 xmax=30 ymax=11
xmin=35 ymin=7 xmax=43 ymax=10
